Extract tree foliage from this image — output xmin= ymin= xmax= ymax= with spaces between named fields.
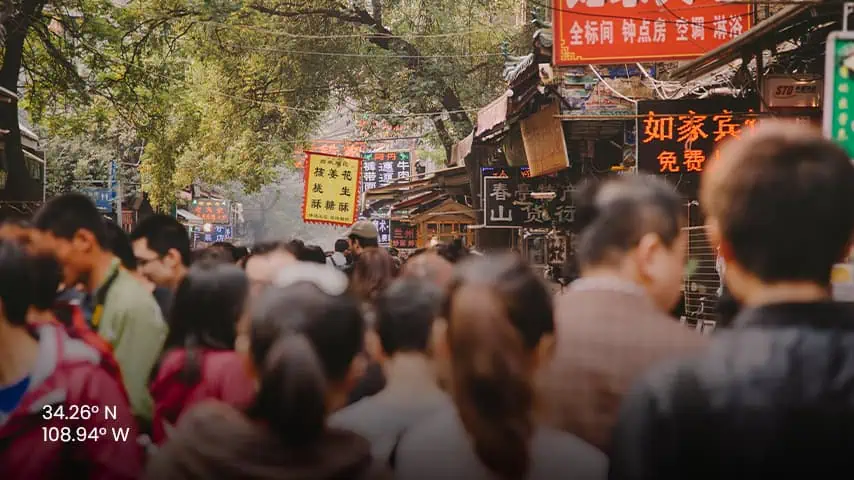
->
xmin=3 ymin=0 xmax=527 ymax=209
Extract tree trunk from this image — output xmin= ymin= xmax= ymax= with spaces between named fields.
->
xmin=0 ymin=1 xmax=45 ymax=201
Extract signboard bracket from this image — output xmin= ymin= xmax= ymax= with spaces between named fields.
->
xmin=844 ymin=3 xmax=854 ymax=31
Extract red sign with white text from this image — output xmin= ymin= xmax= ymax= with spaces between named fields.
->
xmin=553 ymin=0 xmax=752 ymax=66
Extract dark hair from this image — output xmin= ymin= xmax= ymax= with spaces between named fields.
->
xmin=210 ymin=242 xmax=239 ymax=263
xmin=242 ymin=241 xmax=298 ymax=269
xmin=234 ymin=246 xmax=249 ymax=263
xmin=376 ymin=278 xmax=443 ymax=355
xmin=33 ymin=193 xmax=107 ymax=247
xmin=350 ymin=248 xmax=396 ymax=304
xmin=703 ymin=122 xmax=854 ymax=285
xmin=434 ymin=239 xmax=469 ymax=264
xmin=29 ymin=253 xmax=62 ymax=311
xmin=130 ymin=214 xmax=191 ymax=267
xmin=193 ymin=247 xmax=233 ymax=264
xmin=247 ymin=282 xmax=364 ymax=446
xmin=348 ymin=234 xmax=378 ymax=249
xmin=0 ymin=240 xmax=34 ymax=326
xmin=103 ymin=220 xmax=137 ymax=271
xmin=334 ymin=239 xmax=349 ymax=253
xmin=164 ymin=261 xmax=249 ymax=384
xmin=301 ymin=245 xmax=327 ymax=264
xmin=443 ymin=254 xmax=554 ymax=480
xmin=574 ymin=175 xmax=684 ymax=268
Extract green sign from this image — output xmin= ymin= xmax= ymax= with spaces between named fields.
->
xmin=825 ymin=32 xmax=854 ymax=158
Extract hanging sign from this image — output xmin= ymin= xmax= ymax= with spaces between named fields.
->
xmin=824 ymin=32 xmax=854 ymax=158
xmin=372 ymin=217 xmax=391 ymax=246
xmin=191 ymin=199 xmax=230 ymax=224
xmin=302 ymin=152 xmax=362 ymax=226
xmin=521 ymin=102 xmax=569 ymax=177
xmin=361 ymin=151 xmax=412 ymax=191
xmin=553 ymin=0 xmax=752 ymax=66
xmin=482 ymin=171 xmax=577 ymax=229
xmin=637 ymin=98 xmax=759 ymax=199
xmin=391 ymin=221 xmax=418 ymax=249
xmin=762 ymin=75 xmax=823 ymax=109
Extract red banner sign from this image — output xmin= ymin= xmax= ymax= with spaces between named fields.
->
xmin=553 ymin=0 xmax=752 ymax=66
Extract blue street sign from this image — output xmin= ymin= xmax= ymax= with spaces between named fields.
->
xmin=193 ymin=225 xmax=233 ymax=244
xmin=81 ymin=188 xmax=115 ymax=212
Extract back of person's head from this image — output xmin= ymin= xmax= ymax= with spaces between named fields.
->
xmin=376 ymin=278 xmax=443 ymax=357
xmin=442 ymin=254 xmax=553 ymax=480
xmin=233 ymin=246 xmax=249 ymax=264
xmin=0 ymin=240 xmax=34 ymax=326
xmin=193 ymin=246 xmax=233 ymax=265
xmin=401 ymin=251 xmax=454 ymax=289
xmin=103 ymin=220 xmax=136 ymax=271
xmin=210 ymin=242 xmax=238 ymax=263
xmin=301 ymin=244 xmax=327 ymax=264
xmin=247 ymin=266 xmax=364 ymax=446
xmin=434 ymin=238 xmax=470 ymax=264
xmin=334 ymin=238 xmax=349 ymax=253
xmin=33 ymin=193 xmax=107 ymax=247
xmin=702 ymin=121 xmax=854 ymax=287
xmin=574 ymin=174 xmax=685 ymax=310
xmin=130 ymin=214 xmax=191 ymax=267
xmin=165 ymin=261 xmax=249 ymax=384
xmin=350 ymin=248 xmax=396 ymax=304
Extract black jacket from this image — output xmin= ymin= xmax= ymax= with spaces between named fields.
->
xmin=610 ymin=301 xmax=854 ymax=480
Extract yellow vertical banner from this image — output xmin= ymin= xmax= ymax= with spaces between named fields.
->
xmin=302 ymin=152 xmax=363 ymax=226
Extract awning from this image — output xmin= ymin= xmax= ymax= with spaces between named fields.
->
xmin=449 ymin=132 xmax=473 ymax=167
xmin=176 ymin=209 xmax=203 ymax=225
xmin=476 ymin=95 xmax=508 ymax=137
xmin=671 ymin=3 xmax=836 ymax=81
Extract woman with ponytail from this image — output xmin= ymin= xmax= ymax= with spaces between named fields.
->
xmin=146 ymin=263 xmax=386 ymax=480
xmin=150 ymin=261 xmax=255 ymax=445
xmin=394 ymin=255 xmax=606 ymax=480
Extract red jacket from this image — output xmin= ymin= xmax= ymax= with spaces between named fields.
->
xmin=0 ymin=323 xmax=142 ymax=480
xmin=150 ymin=348 xmax=255 ymax=445
xmin=50 ymin=303 xmax=126 ymax=397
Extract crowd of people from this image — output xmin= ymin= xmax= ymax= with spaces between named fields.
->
xmin=1 ymin=121 xmax=854 ymax=479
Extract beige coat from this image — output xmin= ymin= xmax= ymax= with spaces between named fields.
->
xmin=538 ymin=281 xmax=708 ymax=453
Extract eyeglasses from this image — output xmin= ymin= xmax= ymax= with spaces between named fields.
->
xmin=274 ymin=261 xmax=349 ymax=296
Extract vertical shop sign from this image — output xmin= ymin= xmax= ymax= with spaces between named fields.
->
xmin=637 ymin=98 xmax=759 ymax=198
xmin=302 ymin=152 xmax=362 ymax=226
xmin=361 ymin=151 xmax=412 ymax=191
xmin=390 ymin=221 xmax=418 ymax=249
xmin=553 ymin=0 xmax=752 ymax=66
xmin=372 ymin=217 xmax=391 ymax=246
xmin=824 ymin=32 xmax=854 ymax=158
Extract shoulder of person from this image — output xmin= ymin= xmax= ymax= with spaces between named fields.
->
xmin=533 ymin=426 xmax=608 ymax=478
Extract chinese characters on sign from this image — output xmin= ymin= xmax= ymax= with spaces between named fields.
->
xmin=372 ymin=217 xmax=391 ymax=246
xmin=302 ymin=152 xmax=362 ymax=226
xmin=361 ymin=151 xmax=412 ymax=191
xmin=553 ymin=0 xmax=752 ymax=66
xmin=637 ymin=99 xmax=759 ymax=198
xmin=482 ymin=170 xmax=577 ymax=228
xmin=824 ymin=33 xmax=854 ymax=158
xmin=390 ymin=221 xmax=418 ymax=249
xmin=191 ymin=199 xmax=230 ymax=224
xmin=194 ymin=225 xmax=233 ymax=244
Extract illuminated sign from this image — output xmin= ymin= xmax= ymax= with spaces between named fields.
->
xmin=361 ymin=151 xmax=412 ymax=191
xmin=637 ymin=98 xmax=759 ymax=198
xmin=391 ymin=221 xmax=417 ymax=249
xmin=191 ymin=199 xmax=230 ymax=225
